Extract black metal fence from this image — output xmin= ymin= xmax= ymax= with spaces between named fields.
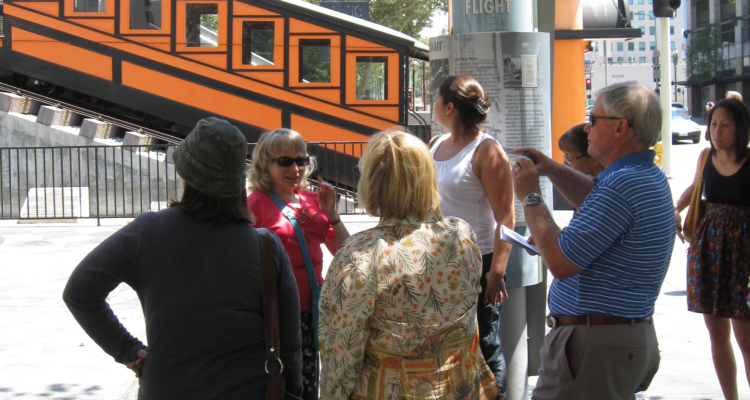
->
xmin=0 ymin=142 xmax=368 ymax=222
xmin=0 ymin=145 xmax=180 ymax=223
xmin=408 ymin=125 xmax=432 ymax=144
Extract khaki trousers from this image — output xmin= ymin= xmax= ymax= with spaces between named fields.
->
xmin=531 ymin=319 xmax=660 ymax=400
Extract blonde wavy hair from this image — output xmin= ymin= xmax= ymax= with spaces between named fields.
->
xmin=357 ymin=129 xmax=441 ymax=220
xmin=248 ymin=128 xmax=316 ymax=193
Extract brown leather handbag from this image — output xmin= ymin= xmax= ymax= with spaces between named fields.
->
xmin=683 ymin=148 xmax=711 ymax=243
xmin=257 ymin=229 xmax=303 ymax=400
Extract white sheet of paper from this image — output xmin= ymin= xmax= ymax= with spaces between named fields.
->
xmin=500 ymin=225 xmax=540 ymax=255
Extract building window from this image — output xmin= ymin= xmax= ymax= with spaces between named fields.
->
xmin=299 ymin=39 xmax=331 ymax=83
xmin=186 ymin=3 xmax=218 ymax=47
xmin=640 ymin=56 xmax=647 ymax=63
xmin=670 ymin=26 xmax=674 ymax=35
xmin=242 ymin=22 xmax=275 ymax=65
xmin=650 ymin=26 xmax=656 ymax=35
xmin=720 ymin=0 xmax=736 ymax=21
xmin=593 ymin=42 xmax=598 ymax=52
xmin=638 ymin=11 xmax=644 ymax=20
xmin=696 ymin=0 xmax=709 ymax=27
xmin=628 ymin=0 xmax=633 ymax=4
xmin=671 ymin=41 xmax=675 ymax=50
xmin=649 ymin=0 xmax=652 ymax=3
xmin=607 ymin=57 xmax=613 ymax=64
xmin=639 ymin=42 xmax=646 ymax=51
xmin=617 ymin=42 xmax=623 ymax=51
xmin=721 ymin=21 xmax=736 ymax=43
xmin=640 ymin=27 xmax=645 ymax=35
xmin=130 ymin=0 xmax=161 ymax=29
xmin=638 ymin=0 xmax=643 ymax=4
xmin=355 ymin=57 xmax=388 ymax=100
xmin=628 ymin=42 xmax=634 ymax=51
xmin=631 ymin=11 xmax=634 ymax=20
xmin=617 ymin=56 xmax=624 ymax=62
xmin=75 ymin=0 xmax=105 ymax=12
xmin=649 ymin=11 xmax=655 ymax=20
xmin=650 ymin=41 xmax=656 ymax=50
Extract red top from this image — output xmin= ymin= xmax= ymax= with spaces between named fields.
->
xmin=248 ymin=190 xmax=335 ymax=311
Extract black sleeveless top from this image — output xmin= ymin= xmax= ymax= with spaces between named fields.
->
xmin=703 ymin=153 xmax=750 ymax=207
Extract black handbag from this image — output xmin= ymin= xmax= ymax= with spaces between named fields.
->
xmin=257 ymin=229 xmax=303 ymax=400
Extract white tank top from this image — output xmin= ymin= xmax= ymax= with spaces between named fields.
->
xmin=430 ymin=133 xmax=498 ymax=255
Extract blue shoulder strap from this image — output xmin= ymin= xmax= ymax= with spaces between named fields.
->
xmin=266 ymin=191 xmax=318 ymax=289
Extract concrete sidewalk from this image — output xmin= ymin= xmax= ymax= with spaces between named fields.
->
xmin=0 ymin=215 xmax=381 ymax=400
xmin=0 ymin=144 xmax=747 ymax=399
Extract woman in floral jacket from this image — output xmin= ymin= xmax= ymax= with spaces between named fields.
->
xmin=318 ymin=130 xmax=498 ymax=400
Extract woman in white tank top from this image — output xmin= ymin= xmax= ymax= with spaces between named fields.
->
xmin=430 ymin=75 xmax=515 ymax=397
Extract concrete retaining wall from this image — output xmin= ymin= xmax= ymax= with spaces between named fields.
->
xmin=0 ymin=110 xmax=180 ymax=219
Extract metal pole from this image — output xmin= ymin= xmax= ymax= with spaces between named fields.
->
xmin=412 ymin=67 xmax=416 ymax=111
xmin=604 ymin=40 xmax=609 ymax=87
xmin=673 ymin=52 xmax=678 ymax=103
xmin=659 ymin=17 xmax=672 ymax=176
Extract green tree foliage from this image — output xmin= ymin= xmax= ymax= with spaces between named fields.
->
xmin=304 ymin=0 xmax=447 ymax=40
xmin=686 ymin=24 xmax=723 ymax=86
xmin=201 ymin=14 xmax=218 ymax=32
xmin=301 ymin=42 xmax=332 ymax=83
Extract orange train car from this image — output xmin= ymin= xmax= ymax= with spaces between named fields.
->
xmin=0 ymin=0 xmax=429 ymax=143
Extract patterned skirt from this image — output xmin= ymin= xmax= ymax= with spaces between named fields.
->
xmin=300 ymin=310 xmax=319 ymax=400
xmin=687 ymin=203 xmax=750 ymax=320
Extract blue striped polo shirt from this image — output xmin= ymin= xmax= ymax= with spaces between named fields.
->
xmin=551 ymin=151 xmax=676 ymax=319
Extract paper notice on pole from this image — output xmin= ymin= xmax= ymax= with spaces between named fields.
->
xmin=521 ymin=55 xmax=538 ymax=88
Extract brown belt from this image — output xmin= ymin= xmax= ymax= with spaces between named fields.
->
xmin=546 ymin=314 xmax=652 ymax=328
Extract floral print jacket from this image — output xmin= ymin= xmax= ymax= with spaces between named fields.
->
xmin=318 ymin=211 xmax=498 ymax=400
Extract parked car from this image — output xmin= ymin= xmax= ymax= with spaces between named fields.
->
xmin=672 ymin=102 xmax=689 ymax=116
xmin=672 ymin=108 xmax=702 ymax=143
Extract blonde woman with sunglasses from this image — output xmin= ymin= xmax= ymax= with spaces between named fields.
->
xmin=248 ymin=128 xmax=350 ymax=400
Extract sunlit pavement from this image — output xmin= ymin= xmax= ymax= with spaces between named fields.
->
xmin=0 ymin=130 xmax=746 ymax=399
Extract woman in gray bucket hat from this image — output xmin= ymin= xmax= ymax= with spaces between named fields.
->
xmin=63 ymin=117 xmax=303 ymax=399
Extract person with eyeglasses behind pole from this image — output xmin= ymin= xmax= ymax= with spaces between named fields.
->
xmin=559 ymin=123 xmax=604 ymax=179
xmin=513 ymin=81 xmax=675 ymax=399
xmin=248 ymin=128 xmax=350 ymax=400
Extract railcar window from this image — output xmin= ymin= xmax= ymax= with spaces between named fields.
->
xmin=131 ymin=0 xmax=162 ymax=29
xmin=299 ymin=39 xmax=331 ymax=83
xmin=355 ymin=57 xmax=388 ymax=100
xmin=0 ymin=0 xmax=3 ymax=38
xmin=242 ymin=22 xmax=274 ymax=66
xmin=74 ymin=0 xmax=105 ymax=12
xmin=186 ymin=3 xmax=218 ymax=47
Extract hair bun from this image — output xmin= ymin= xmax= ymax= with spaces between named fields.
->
xmin=474 ymin=97 xmax=490 ymax=115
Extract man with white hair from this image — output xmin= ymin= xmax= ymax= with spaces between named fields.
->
xmin=513 ymin=81 xmax=676 ymax=399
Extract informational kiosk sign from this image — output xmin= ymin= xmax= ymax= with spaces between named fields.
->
xmin=430 ymin=32 xmax=551 ymax=287
xmin=451 ymin=0 xmax=533 ymax=34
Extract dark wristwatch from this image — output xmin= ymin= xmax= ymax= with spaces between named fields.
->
xmin=522 ymin=192 xmax=543 ymax=207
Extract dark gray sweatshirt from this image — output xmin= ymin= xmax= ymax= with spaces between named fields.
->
xmin=63 ymin=207 xmax=302 ymax=399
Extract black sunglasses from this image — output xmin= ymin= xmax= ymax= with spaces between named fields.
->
xmin=590 ymin=114 xmax=635 ymax=130
xmin=271 ymin=156 xmax=310 ymax=167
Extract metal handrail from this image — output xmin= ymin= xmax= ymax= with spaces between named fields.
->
xmin=0 ymin=81 xmax=182 ymax=144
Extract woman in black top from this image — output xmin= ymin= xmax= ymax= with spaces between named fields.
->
xmin=675 ymin=98 xmax=750 ymax=400
xmin=63 ymin=118 xmax=303 ymax=399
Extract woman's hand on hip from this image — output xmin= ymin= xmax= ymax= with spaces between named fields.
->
xmin=126 ymin=348 xmax=148 ymax=378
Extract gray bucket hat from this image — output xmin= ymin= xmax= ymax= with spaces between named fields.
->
xmin=172 ymin=117 xmax=248 ymax=197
